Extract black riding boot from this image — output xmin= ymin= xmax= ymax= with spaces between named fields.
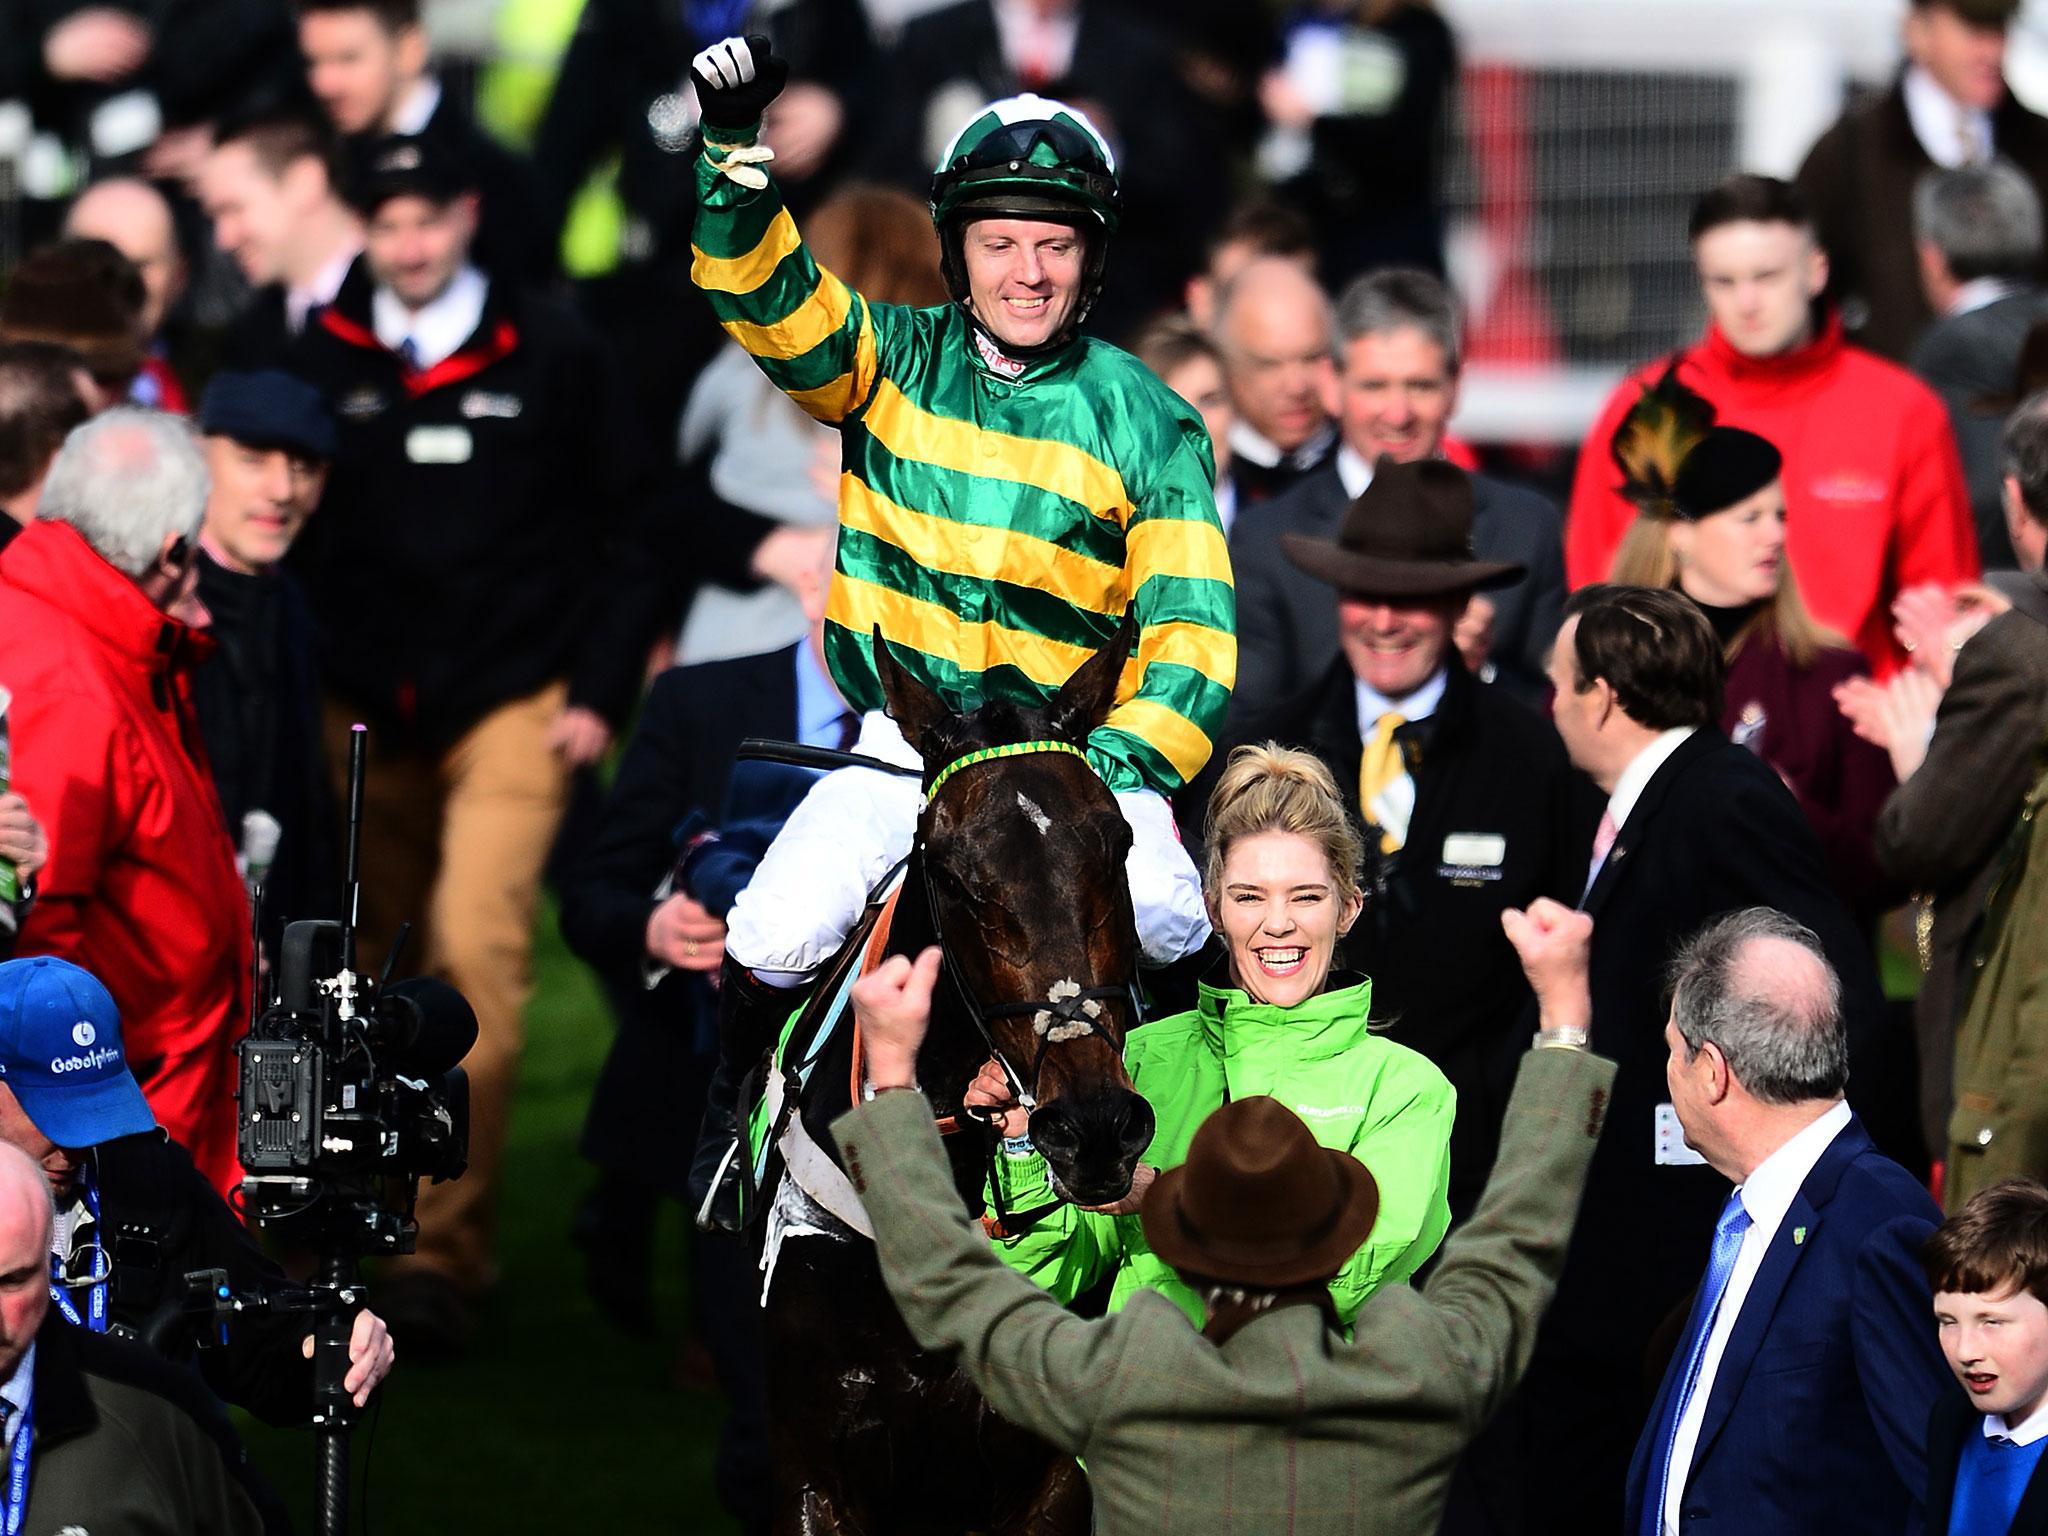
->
xmin=690 ymin=959 xmax=795 ymax=1233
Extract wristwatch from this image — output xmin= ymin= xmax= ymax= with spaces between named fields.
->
xmin=1534 ymin=1023 xmax=1592 ymax=1051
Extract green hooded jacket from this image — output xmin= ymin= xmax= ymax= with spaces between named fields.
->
xmin=989 ymin=974 xmax=1456 ymax=1327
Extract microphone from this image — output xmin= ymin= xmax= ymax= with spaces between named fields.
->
xmin=379 ymin=977 xmax=478 ymax=1075
xmin=241 ymin=810 xmax=282 ymax=895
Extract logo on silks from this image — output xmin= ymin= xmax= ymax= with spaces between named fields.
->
xmin=72 ymin=1020 xmax=95 ymax=1048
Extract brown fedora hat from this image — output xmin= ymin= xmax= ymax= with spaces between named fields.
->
xmin=1141 ymin=1095 xmax=1380 ymax=1290
xmin=1281 ymin=457 xmax=1525 ymax=599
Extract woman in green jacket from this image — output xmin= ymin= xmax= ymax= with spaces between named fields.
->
xmin=968 ymin=743 xmax=1456 ymax=1329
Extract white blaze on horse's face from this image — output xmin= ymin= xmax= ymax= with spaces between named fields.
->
xmin=1015 ymin=791 xmax=1053 ymax=835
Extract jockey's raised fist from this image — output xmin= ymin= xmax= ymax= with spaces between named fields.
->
xmin=691 ymin=35 xmax=789 ymax=130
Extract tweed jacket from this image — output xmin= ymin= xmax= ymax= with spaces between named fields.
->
xmin=834 ymin=1046 xmax=1617 ymax=1536
xmin=1876 ymin=581 xmax=2048 ymax=1159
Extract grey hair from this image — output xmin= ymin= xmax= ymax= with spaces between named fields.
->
xmin=1667 ymin=908 xmax=1847 ymax=1106
xmin=1334 ymin=266 xmax=1463 ymax=373
xmin=2004 ymin=388 xmax=2048 ymax=526
xmin=1914 ymin=159 xmax=2044 ymax=283
xmin=37 ymin=407 xmax=207 ymax=577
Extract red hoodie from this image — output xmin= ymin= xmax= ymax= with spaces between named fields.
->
xmin=0 ymin=522 xmax=251 ymax=1198
xmin=1565 ymin=313 xmax=1978 ymax=674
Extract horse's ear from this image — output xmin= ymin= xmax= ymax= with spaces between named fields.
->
xmin=874 ymin=627 xmax=952 ymax=759
xmin=1045 ymin=613 xmax=1137 ymax=745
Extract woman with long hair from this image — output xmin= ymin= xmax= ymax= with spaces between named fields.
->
xmin=1607 ymin=368 xmax=1896 ymax=916
xmin=966 ymin=743 xmax=1455 ymax=1331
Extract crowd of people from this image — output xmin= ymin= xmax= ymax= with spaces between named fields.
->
xmin=0 ymin=0 xmax=2045 ymax=1530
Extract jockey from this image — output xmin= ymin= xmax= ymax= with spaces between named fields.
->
xmin=685 ymin=37 xmax=1236 ymax=1222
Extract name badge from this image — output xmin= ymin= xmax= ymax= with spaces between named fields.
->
xmin=1655 ymin=1103 xmax=1708 ymax=1166
xmin=1438 ymin=832 xmax=1506 ymax=885
xmin=405 ymin=425 xmax=473 ymax=464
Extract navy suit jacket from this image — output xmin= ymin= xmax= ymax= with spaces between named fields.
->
xmin=1623 ymin=1116 xmax=1955 ymax=1535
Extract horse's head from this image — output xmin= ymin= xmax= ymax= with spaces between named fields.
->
xmin=876 ymin=619 xmax=1155 ymax=1207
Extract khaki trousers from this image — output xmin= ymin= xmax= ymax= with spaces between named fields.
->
xmin=323 ymin=683 xmax=570 ymax=1295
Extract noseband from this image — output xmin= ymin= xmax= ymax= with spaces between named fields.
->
xmin=920 ymin=740 xmax=1140 ymax=1117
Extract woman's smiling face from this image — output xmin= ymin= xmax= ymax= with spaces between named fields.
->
xmin=1212 ymin=829 xmax=1362 ymax=1008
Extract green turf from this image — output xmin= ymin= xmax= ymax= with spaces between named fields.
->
xmin=235 ymin=902 xmax=742 ymax=1533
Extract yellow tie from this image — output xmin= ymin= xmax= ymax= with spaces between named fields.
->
xmin=1358 ymin=712 xmax=1407 ymax=854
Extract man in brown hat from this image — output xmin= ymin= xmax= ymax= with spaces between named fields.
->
xmin=1200 ymin=456 xmax=1596 ymax=1224
xmin=834 ymin=897 xmax=1615 ymax=1536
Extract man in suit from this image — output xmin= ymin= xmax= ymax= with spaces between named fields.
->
xmin=1853 ymin=393 xmax=2048 ymax=1165
xmin=1517 ymin=584 xmax=1895 ymax=1535
xmin=1797 ymin=0 xmax=2048 ymax=363
xmin=1924 ymin=1181 xmax=2048 ymax=1536
xmin=1212 ymin=256 xmax=1342 ymax=508
xmin=202 ymin=109 xmax=364 ymax=368
xmin=837 ymin=896 xmax=1616 ymax=1536
xmin=1624 ymin=907 xmax=1953 ymax=1535
xmin=1911 ymin=159 xmax=2048 ymax=569
xmin=1233 ymin=266 xmax=1566 ymax=707
xmin=1230 ymin=458 xmax=1594 ymax=1219
xmin=296 ymin=0 xmax=550 ymax=285
xmin=865 ymin=0 xmax=1223 ymax=338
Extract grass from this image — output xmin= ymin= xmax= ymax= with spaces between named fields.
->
xmin=235 ymin=901 xmax=742 ymax=1534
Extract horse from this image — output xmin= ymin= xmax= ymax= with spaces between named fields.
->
xmin=759 ymin=619 xmax=1155 ymax=1535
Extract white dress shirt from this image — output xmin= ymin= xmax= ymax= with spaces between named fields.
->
xmin=1662 ymin=1099 xmax=1854 ymax=1536
xmin=1229 ymin=418 xmax=1336 ymax=473
xmin=1354 ymin=667 xmax=1447 ymax=849
xmin=393 ymin=76 xmax=442 ymax=137
xmin=1213 ymin=475 xmax=1238 ymax=538
xmin=286 ymin=244 xmax=362 ymax=336
xmin=1949 ymin=276 xmax=2023 ymax=318
xmin=373 ymin=264 xmax=488 ymax=370
xmin=1588 ymin=726 xmax=1694 ymax=891
xmin=0 ymin=1341 xmax=32 ymax=1450
xmin=1905 ymin=64 xmax=1993 ymax=168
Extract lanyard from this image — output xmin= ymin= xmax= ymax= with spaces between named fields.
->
xmin=1 ymin=1386 xmax=30 ymax=1536
xmin=48 ymin=1172 xmax=107 ymax=1334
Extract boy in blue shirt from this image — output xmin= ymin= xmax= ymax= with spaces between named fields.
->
xmin=1928 ymin=1181 xmax=2048 ymax=1535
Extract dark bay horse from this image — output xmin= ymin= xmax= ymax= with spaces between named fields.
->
xmin=762 ymin=620 xmax=1154 ymax=1534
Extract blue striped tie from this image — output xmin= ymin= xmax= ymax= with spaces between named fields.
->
xmin=1649 ymin=1190 xmax=1753 ymax=1534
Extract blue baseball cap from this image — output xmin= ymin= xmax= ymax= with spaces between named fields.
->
xmin=198 ymin=369 xmax=337 ymax=461
xmin=0 ymin=958 xmax=157 ymax=1146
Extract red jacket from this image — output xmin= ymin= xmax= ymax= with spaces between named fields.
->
xmin=0 ymin=523 xmax=251 ymax=1194
xmin=1566 ymin=314 xmax=1979 ymax=674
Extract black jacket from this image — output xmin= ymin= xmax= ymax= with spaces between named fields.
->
xmin=192 ymin=552 xmax=337 ymax=941
xmin=1548 ymin=731 xmax=1891 ymax=1366
xmin=1925 ymin=1393 xmax=2048 ymax=1536
xmin=559 ymin=645 xmax=802 ymax=1189
xmin=1232 ymin=657 xmax=1598 ymax=1217
xmin=288 ymin=266 xmax=664 ymax=749
xmin=27 ymin=1310 xmax=277 ymax=1534
xmin=1229 ymin=458 xmax=1568 ymax=709
xmin=89 ymin=1128 xmax=316 ymax=1427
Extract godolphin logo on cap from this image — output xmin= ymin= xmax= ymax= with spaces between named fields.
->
xmin=72 ymin=1021 xmax=95 ymax=1048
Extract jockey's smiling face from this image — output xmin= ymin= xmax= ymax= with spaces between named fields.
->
xmin=962 ymin=217 xmax=1085 ymax=352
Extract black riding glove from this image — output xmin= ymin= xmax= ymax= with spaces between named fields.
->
xmin=690 ymin=34 xmax=789 ymax=131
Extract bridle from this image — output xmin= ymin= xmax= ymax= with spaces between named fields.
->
xmin=918 ymin=739 xmax=1143 ymax=1121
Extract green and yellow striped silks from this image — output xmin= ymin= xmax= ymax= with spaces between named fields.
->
xmin=691 ymin=127 xmax=1235 ymax=794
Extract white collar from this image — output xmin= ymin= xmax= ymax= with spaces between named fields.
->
xmin=1734 ymin=1099 xmax=1852 ymax=1238
xmin=372 ymin=264 xmax=488 ymax=370
xmin=1336 ymin=443 xmax=1374 ymax=499
xmin=1355 ymin=665 xmax=1448 ymax=732
xmin=1229 ymin=417 xmax=1334 ymax=472
xmin=1988 ymin=1394 xmax=2048 ymax=1447
xmin=393 ymin=76 xmax=442 ymax=137
xmin=1950 ymin=276 xmax=2022 ymax=317
xmin=287 ymin=242 xmax=362 ymax=332
xmin=1904 ymin=64 xmax=1994 ymax=169
xmin=993 ymin=0 xmax=1079 ymax=79
xmin=1604 ymin=726 xmax=1695 ymax=837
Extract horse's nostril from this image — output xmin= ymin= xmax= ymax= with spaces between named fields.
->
xmin=1030 ymin=1103 xmax=1080 ymax=1161
xmin=1118 ymin=1094 xmax=1155 ymax=1160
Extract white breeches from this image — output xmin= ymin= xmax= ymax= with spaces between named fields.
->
xmin=725 ymin=711 xmax=1211 ymax=982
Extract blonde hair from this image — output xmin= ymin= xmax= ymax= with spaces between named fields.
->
xmin=1201 ymin=744 xmax=1365 ymax=911
xmin=1607 ymin=516 xmax=1840 ymax=669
